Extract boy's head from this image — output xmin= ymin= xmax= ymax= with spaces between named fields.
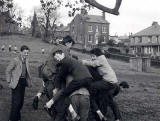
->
xmin=52 ymin=50 xmax=65 ymax=61
xmin=90 ymin=48 xmax=103 ymax=57
xmin=62 ymin=35 xmax=75 ymax=48
xmin=20 ymin=45 xmax=30 ymax=59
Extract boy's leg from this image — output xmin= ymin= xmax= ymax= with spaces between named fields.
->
xmin=108 ymin=94 xmax=121 ymax=120
xmin=9 ymin=84 xmax=23 ymax=121
xmin=79 ymin=95 xmax=90 ymax=121
xmin=54 ymin=97 xmax=69 ymax=121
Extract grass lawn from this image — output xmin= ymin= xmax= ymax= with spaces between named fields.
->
xmin=0 ymin=35 xmax=160 ymax=121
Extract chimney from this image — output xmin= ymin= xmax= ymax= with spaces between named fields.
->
xmin=102 ymin=11 xmax=105 ymax=19
xmin=152 ymin=21 xmax=158 ymax=26
xmin=81 ymin=8 xmax=87 ymax=15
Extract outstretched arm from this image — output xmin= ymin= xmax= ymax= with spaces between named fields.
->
xmin=82 ymin=59 xmax=101 ymax=67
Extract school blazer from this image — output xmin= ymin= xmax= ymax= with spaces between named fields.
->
xmin=6 ymin=56 xmax=32 ymax=89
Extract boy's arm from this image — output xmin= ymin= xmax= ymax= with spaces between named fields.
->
xmin=82 ymin=59 xmax=100 ymax=67
xmin=5 ymin=59 xmax=16 ymax=83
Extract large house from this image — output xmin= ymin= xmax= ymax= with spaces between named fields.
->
xmin=130 ymin=22 xmax=160 ymax=57
xmin=69 ymin=9 xmax=110 ymax=49
xmin=0 ymin=11 xmax=19 ymax=34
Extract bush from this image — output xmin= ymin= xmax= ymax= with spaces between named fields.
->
xmin=108 ymin=47 xmax=121 ymax=54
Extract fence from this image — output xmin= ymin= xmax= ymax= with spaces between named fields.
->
xmin=151 ymin=59 xmax=160 ymax=67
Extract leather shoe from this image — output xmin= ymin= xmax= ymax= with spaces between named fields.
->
xmin=102 ymin=116 xmax=108 ymax=121
xmin=44 ymin=105 xmax=53 ymax=117
xmin=72 ymin=115 xmax=80 ymax=121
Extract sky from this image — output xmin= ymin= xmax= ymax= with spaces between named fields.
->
xmin=14 ymin=0 xmax=160 ymax=36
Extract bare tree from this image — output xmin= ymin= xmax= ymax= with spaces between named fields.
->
xmin=38 ymin=0 xmax=61 ymax=42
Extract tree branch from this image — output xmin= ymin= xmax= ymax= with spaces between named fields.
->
xmin=84 ymin=0 xmax=122 ymax=15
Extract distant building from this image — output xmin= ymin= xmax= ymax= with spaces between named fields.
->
xmin=130 ymin=22 xmax=160 ymax=57
xmin=118 ymin=35 xmax=130 ymax=46
xmin=0 ymin=11 xmax=19 ymax=34
xmin=69 ymin=9 xmax=110 ymax=49
xmin=109 ymin=35 xmax=120 ymax=45
xmin=54 ymin=25 xmax=70 ymax=39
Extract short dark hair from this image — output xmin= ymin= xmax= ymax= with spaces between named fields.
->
xmin=62 ymin=35 xmax=75 ymax=45
xmin=52 ymin=50 xmax=63 ymax=57
xmin=90 ymin=48 xmax=103 ymax=56
xmin=20 ymin=45 xmax=30 ymax=52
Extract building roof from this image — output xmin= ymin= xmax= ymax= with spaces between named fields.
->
xmin=118 ymin=35 xmax=129 ymax=40
xmin=133 ymin=22 xmax=160 ymax=37
xmin=56 ymin=26 xmax=70 ymax=32
xmin=84 ymin=15 xmax=109 ymax=24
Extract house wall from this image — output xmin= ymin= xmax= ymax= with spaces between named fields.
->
xmin=70 ymin=14 xmax=109 ymax=49
xmin=130 ymin=35 xmax=160 ymax=57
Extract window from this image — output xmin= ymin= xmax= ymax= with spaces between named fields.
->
xmin=101 ymin=36 xmax=106 ymax=43
xmin=88 ymin=25 xmax=93 ymax=32
xmin=139 ymin=37 xmax=142 ymax=43
xmin=88 ymin=35 xmax=93 ymax=42
xmin=72 ymin=26 xmax=74 ymax=33
xmin=102 ymin=26 xmax=107 ymax=33
xmin=96 ymin=25 xmax=99 ymax=32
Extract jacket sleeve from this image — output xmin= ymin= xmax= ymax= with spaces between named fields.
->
xmin=82 ymin=59 xmax=101 ymax=67
xmin=54 ymin=64 xmax=69 ymax=89
xmin=38 ymin=79 xmax=45 ymax=95
xmin=5 ymin=58 xmax=16 ymax=83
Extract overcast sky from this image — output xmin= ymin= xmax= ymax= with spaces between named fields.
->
xmin=15 ymin=0 xmax=160 ymax=36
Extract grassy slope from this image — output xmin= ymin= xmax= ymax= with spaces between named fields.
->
xmin=0 ymin=35 xmax=160 ymax=121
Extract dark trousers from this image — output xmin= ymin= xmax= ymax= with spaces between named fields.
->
xmin=52 ymin=97 xmax=70 ymax=121
xmin=70 ymin=95 xmax=90 ymax=121
xmin=9 ymin=78 xmax=26 ymax=121
xmin=90 ymin=81 xmax=121 ymax=120
xmin=53 ymin=78 xmax=92 ymax=104
xmin=88 ymin=91 xmax=109 ymax=121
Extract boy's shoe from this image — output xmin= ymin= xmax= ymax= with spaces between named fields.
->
xmin=102 ymin=116 xmax=108 ymax=121
xmin=72 ymin=115 xmax=80 ymax=121
xmin=44 ymin=105 xmax=53 ymax=117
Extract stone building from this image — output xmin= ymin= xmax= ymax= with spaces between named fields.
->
xmin=54 ymin=25 xmax=70 ymax=39
xmin=69 ymin=9 xmax=110 ymax=49
xmin=130 ymin=22 xmax=160 ymax=58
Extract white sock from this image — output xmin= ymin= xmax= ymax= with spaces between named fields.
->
xmin=69 ymin=104 xmax=77 ymax=118
xmin=96 ymin=110 xmax=104 ymax=120
xmin=46 ymin=99 xmax=54 ymax=108
xmin=36 ymin=92 xmax=42 ymax=99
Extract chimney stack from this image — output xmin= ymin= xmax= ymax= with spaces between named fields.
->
xmin=152 ymin=21 xmax=158 ymax=26
xmin=102 ymin=11 xmax=105 ymax=19
xmin=81 ymin=8 xmax=87 ymax=15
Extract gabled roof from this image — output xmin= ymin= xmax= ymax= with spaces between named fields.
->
xmin=84 ymin=15 xmax=109 ymax=24
xmin=56 ymin=26 xmax=70 ymax=32
xmin=118 ymin=35 xmax=129 ymax=40
xmin=133 ymin=22 xmax=160 ymax=37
